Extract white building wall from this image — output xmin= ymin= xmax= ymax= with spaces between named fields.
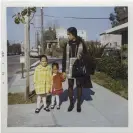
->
xmin=77 ymin=30 xmax=87 ymax=41
xmin=56 ymin=28 xmax=67 ymax=39
xmin=100 ymin=34 xmax=122 ymax=49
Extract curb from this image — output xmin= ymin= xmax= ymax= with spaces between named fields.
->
xmin=8 ymin=55 xmax=20 ymax=58
xmin=30 ymin=57 xmax=62 ymax=68
xmin=16 ymin=57 xmax=62 ymax=73
xmin=30 ymin=60 xmax=40 ymax=67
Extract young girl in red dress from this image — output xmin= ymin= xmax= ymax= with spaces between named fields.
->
xmin=51 ymin=62 xmax=65 ymax=110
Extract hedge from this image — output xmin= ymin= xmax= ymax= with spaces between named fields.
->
xmin=96 ymin=56 xmax=128 ymax=80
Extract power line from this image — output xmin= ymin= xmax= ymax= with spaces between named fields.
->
xmin=35 ymin=14 xmax=109 ymax=20
xmin=9 ymin=14 xmax=109 ymax=19
xmin=64 ymin=17 xmax=109 ymax=19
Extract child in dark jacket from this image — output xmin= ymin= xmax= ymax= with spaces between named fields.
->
xmin=51 ymin=62 xmax=65 ymax=110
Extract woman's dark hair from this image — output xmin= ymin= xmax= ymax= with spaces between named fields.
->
xmin=39 ymin=55 xmax=48 ymax=61
xmin=52 ymin=62 xmax=59 ymax=69
xmin=67 ymin=27 xmax=77 ymax=38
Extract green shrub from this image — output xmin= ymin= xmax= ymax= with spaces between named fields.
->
xmin=97 ymin=56 xmax=128 ymax=80
xmin=91 ymin=72 xmax=128 ymax=99
xmin=109 ymin=79 xmax=123 ymax=92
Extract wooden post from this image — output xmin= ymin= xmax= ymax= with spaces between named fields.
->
xmin=41 ymin=7 xmax=44 ymax=54
xmin=20 ymin=56 xmax=25 ymax=79
xmin=21 ymin=63 xmax=24 ymax=78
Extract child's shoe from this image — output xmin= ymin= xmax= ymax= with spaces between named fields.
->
xmin=44 ymin=106 xmax=50 ymax=112
xmin=35 ymin=108 xmax=40 ymax=113
xmin=51 ymin=105 xmax=55 ymax=109
xmin=57 ymin=105 xmax=60 ymax=110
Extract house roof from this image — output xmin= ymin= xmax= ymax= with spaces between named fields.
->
xmin=100 ymin=22 xmax=128 ymax=35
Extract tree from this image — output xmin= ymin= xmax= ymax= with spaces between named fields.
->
xmin=59 ymin=38 xmax=67 ymax=49
xmin=12 ymin=7 xmax=36 ymax=24
xmin=11 ymin=43 xmax=21 ymax=54
xmin=7 ymin=40 xmax=10 ymax=53
xmin=86 ymin=41 xmax=109 ymax=58
xmin=7 ymin=40 xmax=10 ymax=47
xmin=45 ymin=19 xmax=60 ymax=29
xmin=43 ymin=27 xmax=56 ymax=40
xmin=109 ymin=6 xmax=128 ymax=27
xmin=121 ymin=44 xmax=128 ymax=65
xmin=43 ymin=27 xmax=56 ymax=52
xmin=7 ymin=41 xmax=21 ymax=54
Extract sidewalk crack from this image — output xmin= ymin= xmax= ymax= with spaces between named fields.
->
xmin=50 ymin=110 xmax=61 ymax=127
xmin=87 ymin=101 xmax=115 ymax=126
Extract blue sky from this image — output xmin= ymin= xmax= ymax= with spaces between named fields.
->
xmin=7 ymin=7 xmax=114 ymax=47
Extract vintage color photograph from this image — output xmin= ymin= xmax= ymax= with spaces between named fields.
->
xmin=7 ymin=7 xmax=128 ymax=127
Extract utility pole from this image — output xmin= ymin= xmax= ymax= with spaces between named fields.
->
xmin=36 ymin=31 xmax=40 ymax=55
xmin=24 ymin=8 xmax=30 ymax=100
xmin=35 ymin=31 xmax=37 ymax=49
xmin=37 ymin=31 xmax=39 ymax=47
xmin=41 ymin=7 xmax=44 ymax=54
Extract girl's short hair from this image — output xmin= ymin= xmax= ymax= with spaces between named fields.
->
xmin=39 ymin=55 xmax=48 ymax=61
xmin=52 ymin=62 xmax=59 ymax=69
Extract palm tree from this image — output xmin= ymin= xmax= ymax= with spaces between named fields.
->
xmin=86 ymin=41 xmax=109 ymax=59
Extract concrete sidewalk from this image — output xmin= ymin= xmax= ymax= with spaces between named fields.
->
xmin=8 ymin=80 xmax=128 ymax=127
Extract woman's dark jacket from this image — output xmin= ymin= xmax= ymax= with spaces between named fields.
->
xmin=62 ymin=36 xmax=95 ymax=88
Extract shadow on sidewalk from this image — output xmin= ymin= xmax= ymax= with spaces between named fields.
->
xmin=60 ymin=88 xmax=95 ymax=106
xmin=73 ymin=88 xmax=95 ymax=105
xmin=60 ymin=90 xmax=68 ymax=105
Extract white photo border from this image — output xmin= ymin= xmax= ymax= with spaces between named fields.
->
xmin=1 ymin=0 xmax=133 ymax=133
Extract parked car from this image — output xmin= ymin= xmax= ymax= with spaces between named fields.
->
xmin=30 ymin=50 xmax=39 ymax=57
xmin=7 ymin=53 xmax=13 ymax=56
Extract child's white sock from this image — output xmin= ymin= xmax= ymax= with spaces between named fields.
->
xmin=37 ymin=95 xmax=41 ymax=109
xmin=56 ymin=95 xmax=60 ymax=106
xmin=42 ymin=96 xmax=47 ymax=108
xmin=51 ymin=95 xmax=56 ymax=106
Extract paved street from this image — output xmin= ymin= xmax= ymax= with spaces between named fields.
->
xmin=7 ymin=55 xmax=38 ymax=83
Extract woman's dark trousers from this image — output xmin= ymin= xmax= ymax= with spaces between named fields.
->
xmin=68 ymin=78 xmax=82 ymax=112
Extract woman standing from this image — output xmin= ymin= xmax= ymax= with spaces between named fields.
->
xmin=62 ymin=27 xmax=93 ymax=112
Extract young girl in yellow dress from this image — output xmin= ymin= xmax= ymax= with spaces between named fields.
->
xmin=34 ymin=55 xmax=52 ymax=113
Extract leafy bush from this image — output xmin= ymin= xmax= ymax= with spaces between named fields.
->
xmin=91 ymin=72 xmax=128 ymax=99
xmin=45 ymin=49 xmax=51 ymax=56
xmin=97 ymin=56 xmax=128 ymax=80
